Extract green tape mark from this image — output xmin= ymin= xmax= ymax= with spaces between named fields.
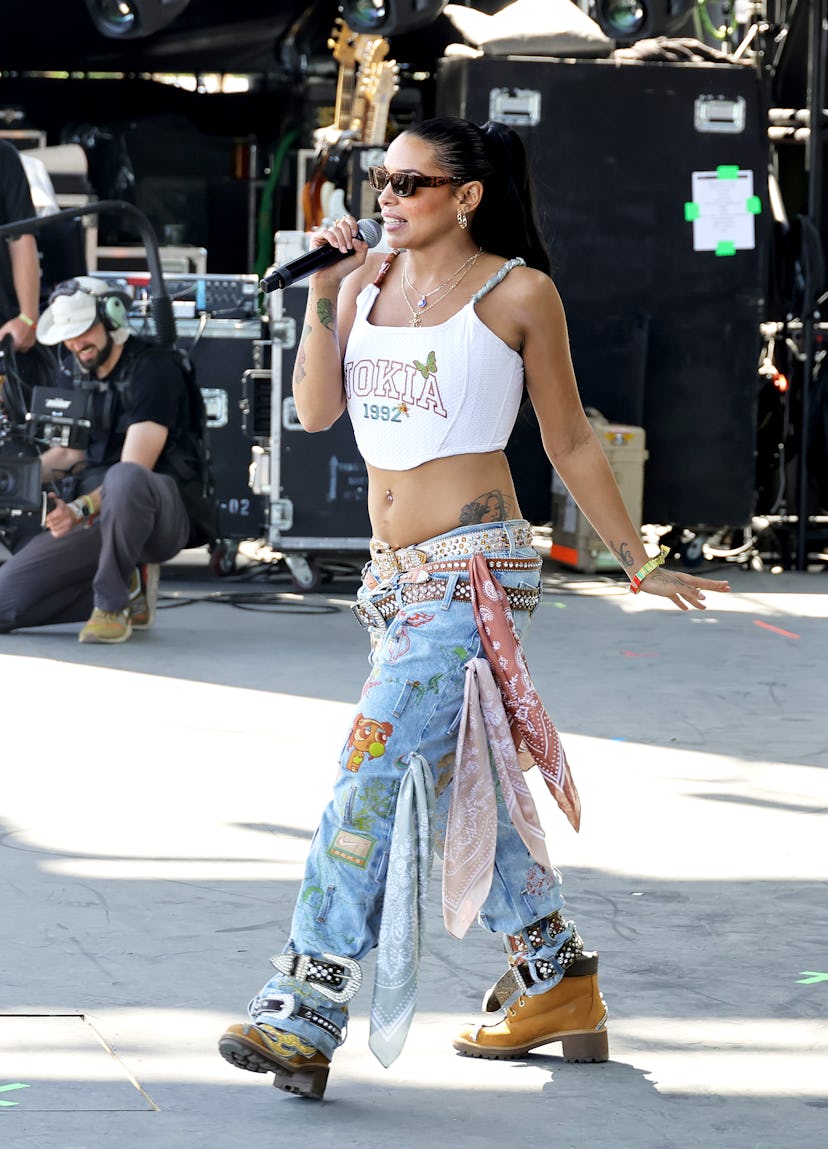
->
xmin=797 ymin=971 xmax=828 ymax=984
xmin=746 ymin=195 xmax=762 ymax=214
xmin=684 ymin=201 xmax=700 ymax=221
xmin=715 ymin=240 xmax=737 ymax=257
xmin=0 ymin=1083 xmax=30 ymax=1107
xmin=717 ymin=165 xmax=740 ymax=179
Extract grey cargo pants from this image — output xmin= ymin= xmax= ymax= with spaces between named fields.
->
xmin=0 ymin=461 xmax=190 ymax=632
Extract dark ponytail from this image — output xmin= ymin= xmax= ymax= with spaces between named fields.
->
xmin=406 ymin=116 xmax=551 ymax=274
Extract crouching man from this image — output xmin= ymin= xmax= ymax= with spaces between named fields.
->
xmin=0 ymin=276 xmax=215 ymax=642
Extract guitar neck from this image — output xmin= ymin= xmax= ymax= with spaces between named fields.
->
xmin=364 ymin=66 xmax=397 ymax=147
xmin=334 ymin=64 xmax=357 ymax=131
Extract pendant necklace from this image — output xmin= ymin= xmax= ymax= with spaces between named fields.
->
xmin=400 ymin=250 xmax=482 ymax=328
xmin=403 ymin=249 xmax=482 ymax=310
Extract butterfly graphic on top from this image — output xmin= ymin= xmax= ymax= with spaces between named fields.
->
xmin=412 ymin=350 xmax=437 ymax=380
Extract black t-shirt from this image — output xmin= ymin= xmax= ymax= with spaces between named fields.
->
xmin=71 ymin=336 xmax=190 ymax=471
xmin=0 ymin=141 xmax=36 ymax=324
xmin=54 ymin=334 xmax=216 ymax=546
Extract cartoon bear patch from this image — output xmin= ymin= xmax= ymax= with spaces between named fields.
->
xmin=345 ymin=713 xmax=394 ymax=772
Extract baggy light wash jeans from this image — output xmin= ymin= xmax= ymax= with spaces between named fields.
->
xmin=248 ymin=520 xmax=574 ymax=1059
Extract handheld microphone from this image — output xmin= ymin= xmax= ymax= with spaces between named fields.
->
xmin=260 ymin=218 xmax=384 ymax=293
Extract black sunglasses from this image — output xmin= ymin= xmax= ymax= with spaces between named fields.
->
xmin=367 ymin=165 xmax=462 ymax=198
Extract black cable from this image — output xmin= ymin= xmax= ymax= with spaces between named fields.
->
xmin=156 ymin=591 xmax=340 ymax=615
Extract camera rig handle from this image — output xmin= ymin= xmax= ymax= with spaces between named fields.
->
xmin=0 ymin=201 xmax=176 ymax=348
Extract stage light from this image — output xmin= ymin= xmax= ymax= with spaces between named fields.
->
xmin=599 ymin=0 xmax=647 ymax=37
xmin=339 ymin=0 xmax=447 ymax=36
xmin=592 ymin=0 xmax=695 ymax=43
xmin=83 ymin=0 xmax=192 ymax=40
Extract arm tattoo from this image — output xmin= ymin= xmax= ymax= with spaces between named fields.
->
xmin=610 ymin=540 xmax=635 ymax=569
xmin=294 ymin=322 xmax=312 ymax=385
xmin=458 ymin=489 xmax=516 ymax=525
xmin=317 ymin=298 xmax=336 ymax=330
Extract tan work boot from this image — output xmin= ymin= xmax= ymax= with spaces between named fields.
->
xmin=218 ymin=1022 xmax=330 ymax=1099
xmin=78 ymin=608 xmax=132 ymax=644
xmin=453 ymin=952 xmax=609 ymax=1062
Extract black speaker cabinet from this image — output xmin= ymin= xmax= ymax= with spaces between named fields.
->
xmin=437 ymin=56 xmax=771 ymax=528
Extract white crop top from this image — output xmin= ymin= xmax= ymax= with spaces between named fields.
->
xmin=343 ymin=257 xmax=526 ymax=471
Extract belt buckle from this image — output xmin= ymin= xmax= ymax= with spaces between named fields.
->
xmin=369 ymin=539 xmax=396 ymax=580
xmin=398 ymin=546 xmax=428 ymax=571
xmin=375 ymin=556 xmax=395 ymax=580
xmin=352 ymin=598 xmax=387 ymax=630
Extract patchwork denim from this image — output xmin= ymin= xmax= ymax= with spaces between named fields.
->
xmin=249 ymin=520 xmax=573 ymax=1059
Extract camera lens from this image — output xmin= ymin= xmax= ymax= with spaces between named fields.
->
xmin=0 ymin=468 xmax=16 ymax=496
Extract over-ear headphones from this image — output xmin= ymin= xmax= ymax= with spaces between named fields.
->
xmin=98 ymin=292 xmax=129 ymax=332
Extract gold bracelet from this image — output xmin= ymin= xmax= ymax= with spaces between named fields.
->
xmin=17 ymin=312 xmax=35 ymax=328
xmin=629 ymin=545 xmax=670 ymax=594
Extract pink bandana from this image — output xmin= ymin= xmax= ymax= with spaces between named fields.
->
xmin=443 ymin=658 xmax=554 ymax=938
xmin=468 ymin=553 xmax=580 ymax=830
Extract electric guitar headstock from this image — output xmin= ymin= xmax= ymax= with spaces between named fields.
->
xmin=360 ymin=59 xmax=401 ymax=147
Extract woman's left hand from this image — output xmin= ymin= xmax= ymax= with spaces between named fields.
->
xmin=637 ymin=566 xmax=730 ymax=611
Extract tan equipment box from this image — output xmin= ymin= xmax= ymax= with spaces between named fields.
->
xmin=546 ymin=412 xmax=648 ymax=573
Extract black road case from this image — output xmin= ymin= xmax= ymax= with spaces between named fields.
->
xmin=259 ymin=235 xmax=371 ymax=587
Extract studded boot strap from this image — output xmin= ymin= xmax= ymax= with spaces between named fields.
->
xmin=486 ymin=912 xmax=587 ymax=1010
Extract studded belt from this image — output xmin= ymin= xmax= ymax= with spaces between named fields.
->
xmin=369 ymin=523 xmax=534 ymax=581
xmin=352 ymin=574 xmax=541 ymax=630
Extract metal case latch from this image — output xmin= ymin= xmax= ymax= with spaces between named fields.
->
xmin=488 ymin=88 xmax=541 ymax=127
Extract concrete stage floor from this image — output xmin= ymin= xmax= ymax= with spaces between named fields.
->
xmin=1 ymin=551 xmax=826 ymax=1148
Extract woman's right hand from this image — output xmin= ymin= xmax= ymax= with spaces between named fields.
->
xmin=309 ymin=215 xmax=371 ymax=283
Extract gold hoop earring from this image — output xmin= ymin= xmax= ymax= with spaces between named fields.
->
xmin=457 ymin=207 xmax=468 ymax=230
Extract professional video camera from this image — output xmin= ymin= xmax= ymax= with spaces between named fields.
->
xmin=0 ymin=415 xmax=43 ymax=562
xmin=0 ymin=344 xmax=96 ymax=558
xmin=0 ymin=346 xmax=43 ymax=528
xmin=24 ymin=386 xmax=92 ymax=451
xmin=0 ymin=383 xmax=93 ymax=517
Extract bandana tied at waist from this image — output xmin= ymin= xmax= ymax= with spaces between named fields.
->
xmin=443 ymin=553 xmax=581 ymax=938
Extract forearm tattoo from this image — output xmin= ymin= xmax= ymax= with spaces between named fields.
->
xmin=458 ymin=489 xmax=516 ymax=525
xmin=610 ymin=540 xmax=635 ymax=569
xmin=294 ymin=322 xmax=312 ymax=385
xmin=317 ymin=297 xmax=336 ymax=330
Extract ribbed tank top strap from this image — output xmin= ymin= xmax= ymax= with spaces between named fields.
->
xmin=353 ymin=249 xmax=399 ymax=320
xmin=471 ymin=257 xmax=527 ymax=303
xmin=353 ymin=282 xmax=380 ymax=321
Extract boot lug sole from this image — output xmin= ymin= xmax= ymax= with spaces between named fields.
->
xmin=219 ymin=1034 xmax=329 ymax=1098
xmin=453 ymin=1028 xmax=609 ymax=1063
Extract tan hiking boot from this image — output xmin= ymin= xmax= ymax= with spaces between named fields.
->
xmin=78 ymin=608 xmax=132 ymax=644
xmin=129 ymin=563 xmax=160 ymax=629
xmin=218 ymin=1023 xmax=330 ymax=1099
xmin=454 ymin=952 xmax=609 ymax=1062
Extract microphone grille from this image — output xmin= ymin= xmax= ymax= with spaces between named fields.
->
xmin=357 ymin=218 xmax=384 ymax=248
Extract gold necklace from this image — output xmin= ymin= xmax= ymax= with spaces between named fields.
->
xmin=400 ymin=251 xmax=482 ymax=328
xmin=403 ymin=249 xmax=482 ymax=310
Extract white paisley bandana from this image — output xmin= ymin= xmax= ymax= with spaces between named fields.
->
xmin=368 ymin=752 xmax=435 ymax=1068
